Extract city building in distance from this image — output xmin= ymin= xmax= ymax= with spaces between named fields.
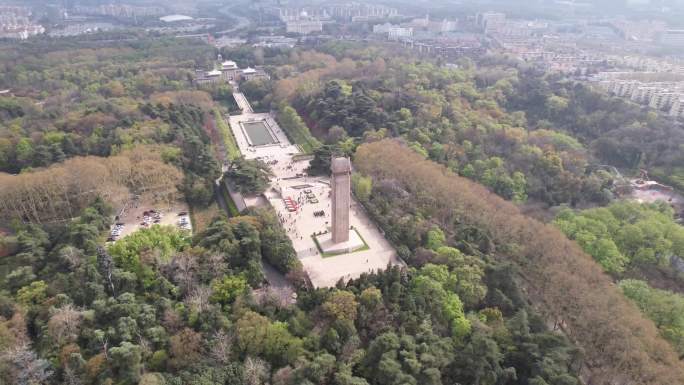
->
xmin=195 ymin=58 xmax=269 ymax=86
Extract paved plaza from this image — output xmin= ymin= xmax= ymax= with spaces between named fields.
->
xmin=265 ymin=177 xmax=400 ymax=287
xmin=228 ymin=112 xmax=301 ymax=164
xmin=225 ymin=95 xmax=401 ymax=287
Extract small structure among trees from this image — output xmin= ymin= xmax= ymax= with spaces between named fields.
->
xmin=224 ymin=157 xmax=274 ymax=195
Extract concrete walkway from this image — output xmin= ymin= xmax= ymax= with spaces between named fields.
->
xmin=233 ymin=92 xmax=253 ymax=113
xmin=267 ymin=177 xmax=402 ymax=287
xmin=253 ymin=261 xmax=296 ymax=307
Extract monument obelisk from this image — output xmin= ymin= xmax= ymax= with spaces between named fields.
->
xmin=331 ymin=157 xmax=352 ymax=243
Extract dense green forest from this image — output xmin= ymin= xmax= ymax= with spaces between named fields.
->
xmin=554 ymin=201 xmax=684 ymax=356
xmin=235 ymin=45 xmax=617 ymax=206
xmin=505 ymin=70 xmax=684 ymax=191
xmin=0 ymin=37 xmax=226 ymax=224
xmin=0 ymin=201 xmax=303 ymax=385
xmin=232 ymin=42 xmax=683 ymax=206
xmin=353 ymin=139 xmax=684 ymax=384
xmin=0 ymin=37 xmax=221 ymax=175
xmin=2 ymin=34 xmax=684 ymax=385
xmin=555 ymin=201 xmax=684 ymax=277
xmin=223 ymin=40 xmax=684 ymax=381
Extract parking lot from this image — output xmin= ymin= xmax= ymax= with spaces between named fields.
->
xmin=107 ymin=198 xmax=192 ymax=242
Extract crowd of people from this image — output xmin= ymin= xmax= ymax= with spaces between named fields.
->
xmin=275 ymin=183 xmax=332 ymax=254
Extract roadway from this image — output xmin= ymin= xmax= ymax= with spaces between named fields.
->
xmin=217 ymin=3 xmax=251 ymax=34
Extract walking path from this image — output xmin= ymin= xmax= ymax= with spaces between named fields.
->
xmin=233 ymin=92 xmax=253 ymax=113
xmin=253 ymin=261 xmax=297 ymax=306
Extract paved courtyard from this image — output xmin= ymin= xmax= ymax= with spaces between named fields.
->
xmin=227 ymin=111 xmax=300 ymax=164
xmin=226 ymin=95 xmax=401 ymax=287
xmin=265 ymin=177 xmax=401 ymax=287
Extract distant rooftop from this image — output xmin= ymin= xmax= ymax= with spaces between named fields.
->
xmin=160 ymin=14 xmax=193 ymax=23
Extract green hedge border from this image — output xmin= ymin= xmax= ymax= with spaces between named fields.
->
xmin=311 ymin=227 xmax=370 ymax=258
xmin=218 ymin=181 xmax=240 ymax=217
xmin=214 ymin=108 xmax=241 ymax=161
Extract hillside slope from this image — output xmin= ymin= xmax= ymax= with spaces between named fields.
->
xmin=355 ymin=139 xmax=684 ymax=385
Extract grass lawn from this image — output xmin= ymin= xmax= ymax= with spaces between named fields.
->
xmin=276 ymin=105 xmax=320 ymax=154
xmin=214 ymin=108 xmax=241 ymax=161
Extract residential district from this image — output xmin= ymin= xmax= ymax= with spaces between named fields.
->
xmin=4 ymin=0 xmax=684 ymax=119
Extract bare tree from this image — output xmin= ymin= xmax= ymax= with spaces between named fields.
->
xmin=271 ymin=366 xmax=294 ymax=385
xmin=209 ymin=330 xmax=232 ymax=364
xmin=47 ymin=304 xmax=83 ymax=345
xmin=170 ymin=252 xmax=198 ymax=295
xmin=204 ymin=253 xmax=227 ymax=279
xmin=162 ymin=309 xmax=182 ymax=334
xmin=244 ymin=356 xmax=270 ymax=385
xmin=63 ymin=366 xmax=83 ymax=385
xmin=0 ymin=343 xmax=53 ymax=385
xmin=185 ymin=286 xmax=212 ymax=313
xmin=94 ymin=330 xmax=109 ymax=359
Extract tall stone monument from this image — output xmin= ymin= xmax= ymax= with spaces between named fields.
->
xmin=331 ymin=157 xmax=352 ymax=243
